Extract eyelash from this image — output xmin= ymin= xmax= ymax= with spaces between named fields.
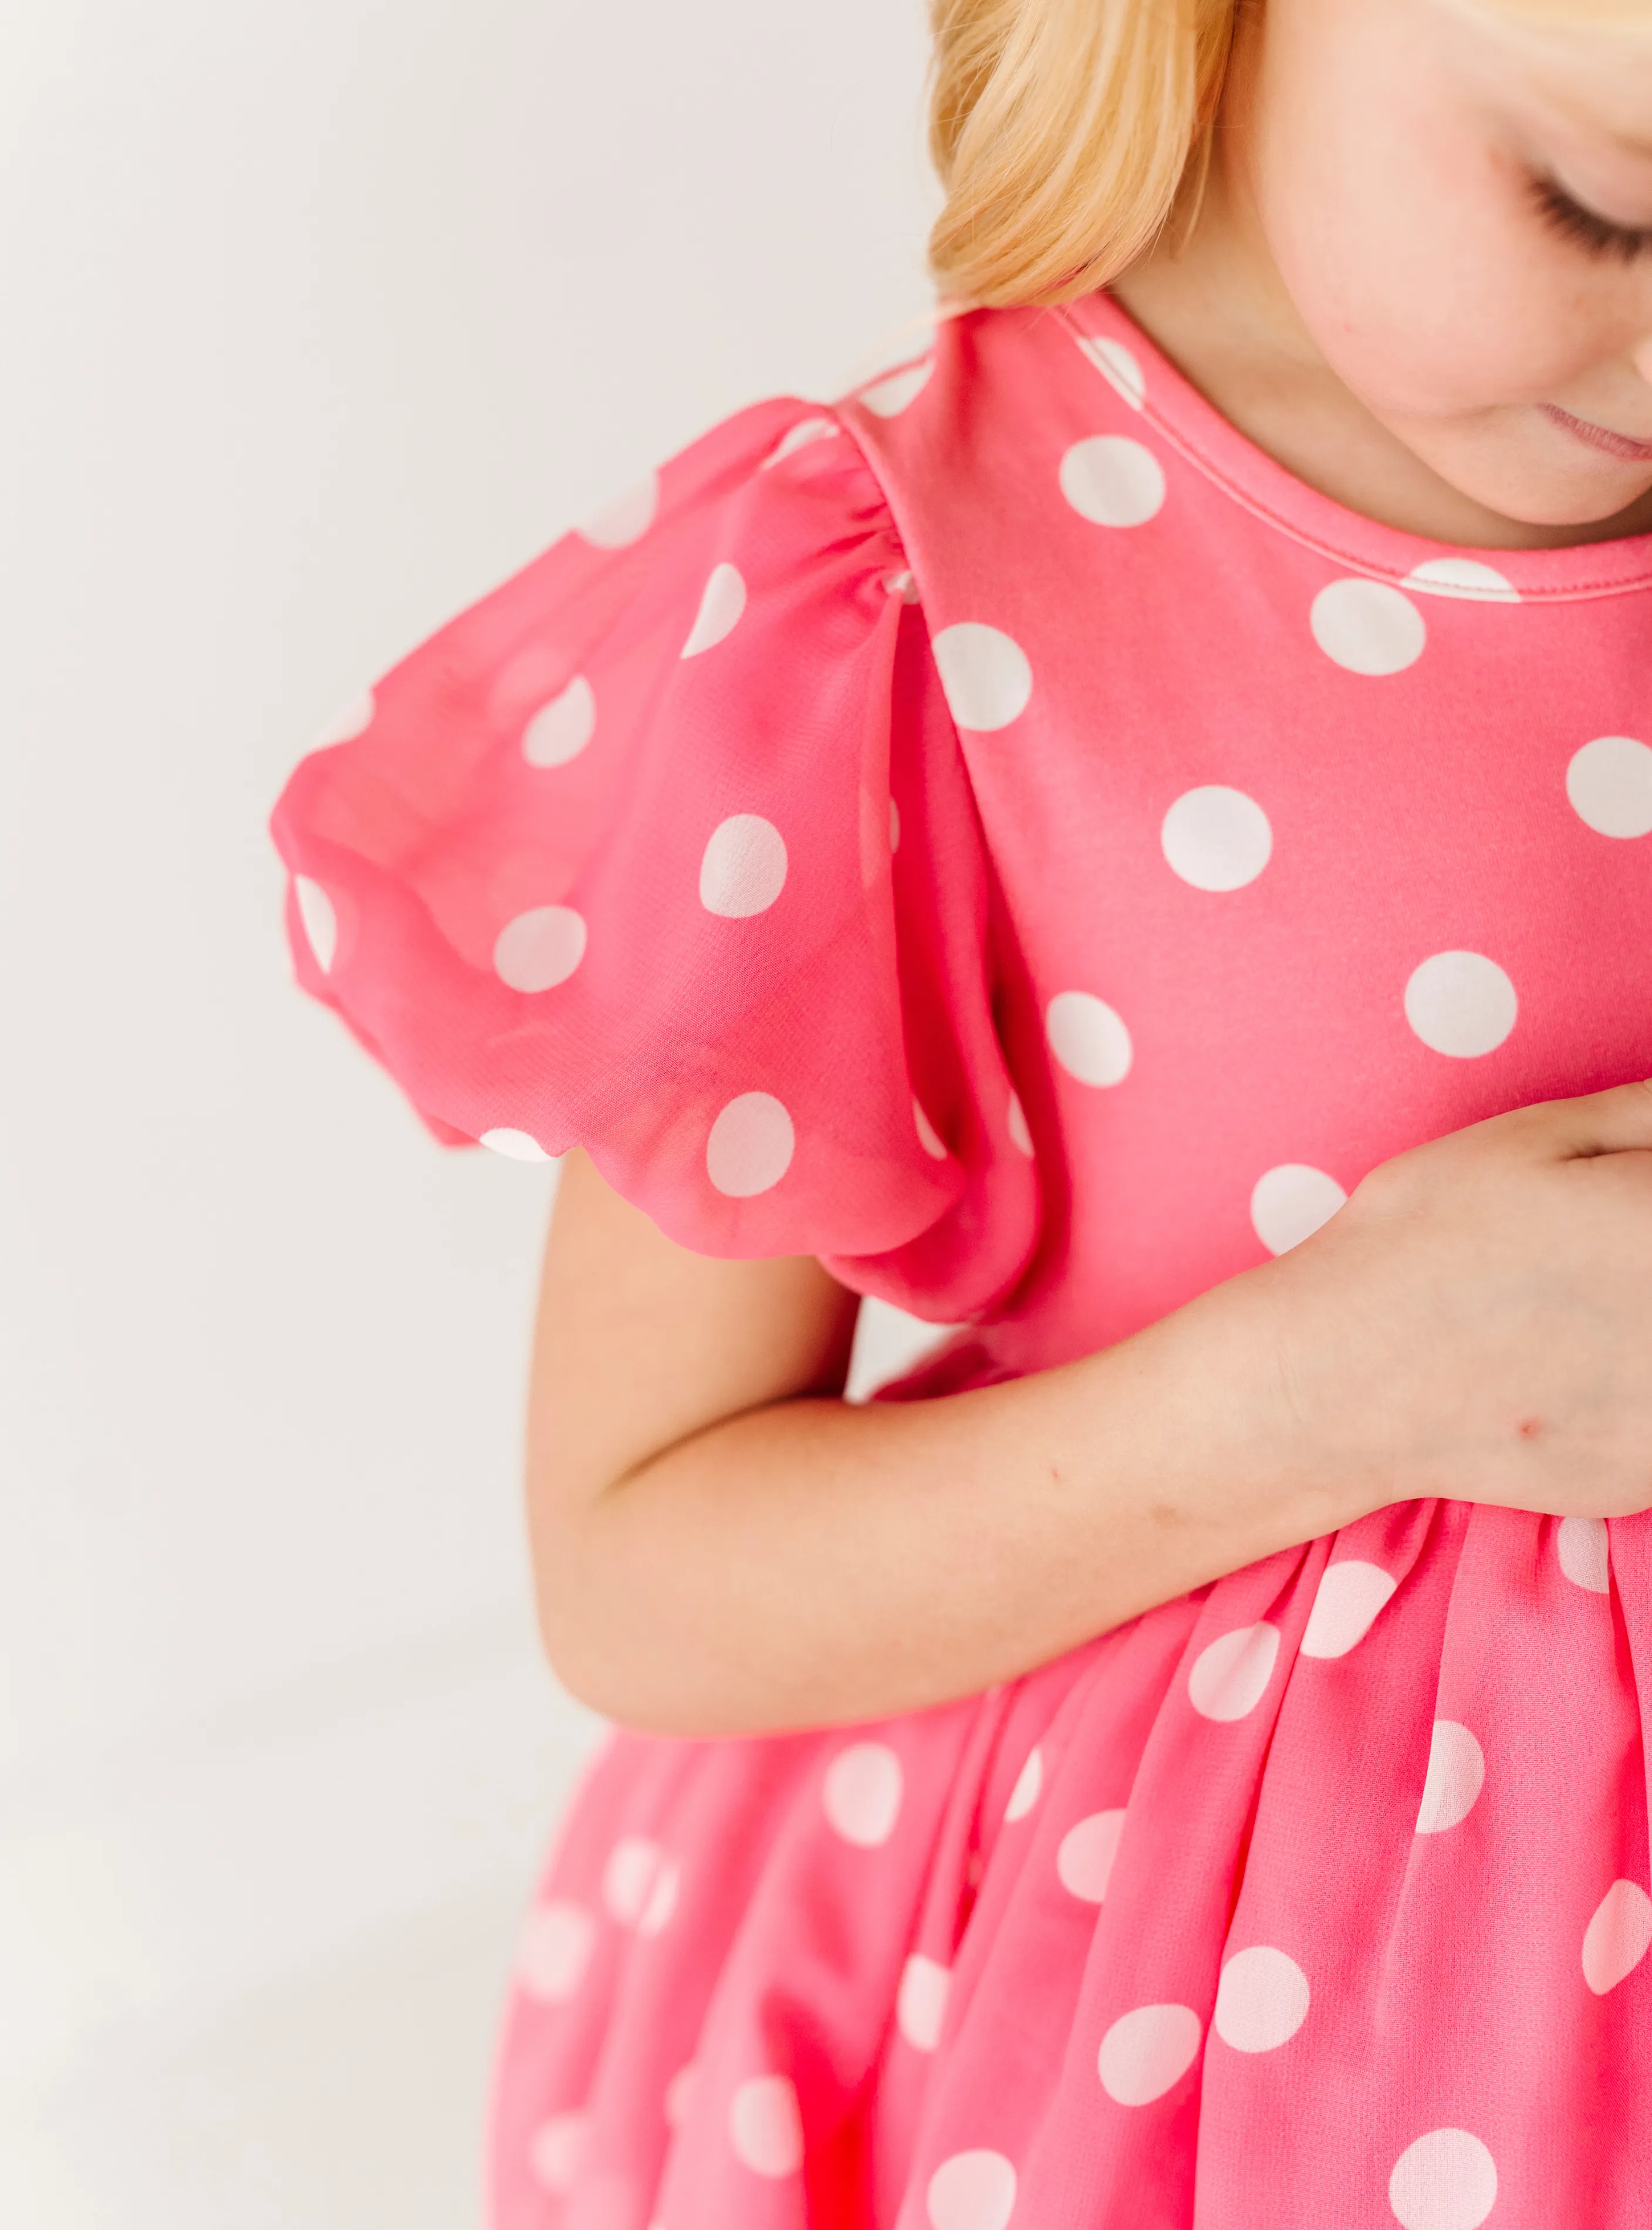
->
xmin=1531 ymin=175 xmax=1652 ymax=263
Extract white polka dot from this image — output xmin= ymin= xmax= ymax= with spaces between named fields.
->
xmin=638 ymin=1856 xmax=681 ymax=1935
xmin=1566 ymin=735 xmax=1652 ymax=839
xmin=1300 ymin=1560 xmax=1398 ymax=1658
xmin=523 ymin=677 xmax=596 ymax=768
xmin=1098 ymin=2003 xmax=1204 ymax=2106
xmin=1188 ymin=1623 xmax=1281 ymax=1722
xmin=294 ymin=876 xmax=337 ymax=972
xmin=1404 ymin=951 xmax=1517 ymax=1059
xmin=1311 ymin=579 xmax=1427 ymax=675
xmin=1161 ymin=786 xmax=1273 ymax=891
xmin=317 ymin=687 xmax=376 ymax=744
xmin=823 ymin=1741 xmax=904 ymax=1847
xmin=663 ymin=2062 xmax=697 ymax=2128
xmin=889 ymin=797 xmax=901 ymax=850
xmin=602 ymin=1836 xmax=664 ymax=1927
xmin=518 ymin=1900 xmax=596 ymax=2002
xmin=884 ymin=569 xmax=921 ymax=604
xmin=1583 ymin=1878 xmax=1652 ymax=1995
xmin=926 ymin=2149 xmax=1017 ymax=2230
xmin=1558 ymin=1515 xmax=1611 ymax=1594
xmin=1213 ymin=1946 xmax=1310 ymax=2052
xmin=530 ymin=2111 xmax=589 ymax=2193
xmin=706 ymin=1092 xmax=795 ymax=1198
xmin=762 ymin=416 xmax=839 ymax=468
xmin=1005 ymin=1745 xmax=1043 ymax=1822
xmin=1056 ymin=1809 xmax=1126 ymax=1903
xmin=1415 ymin=1721 xmax=1485 ymax=1834
xmin=1401 ymin=558 xmax=1520 ymax=603
xmin=481 ymin=1127 xmax=553 ymax=1163
xmin=914 ymin=1097 xmax=948 ymax=1160
xmin=860 ymin=360 xmax=935 ymax=417
xmin=1389 ymin=2129 xmax=1498 ymax=2230
xmin=931 ymin=623 xmax=1034 ymax=732
xmin=897 ymin=1954 xmax=951 ymax=2050
xmin=729 ymin=2074 xmax=804 ymax=2177
xmin=1076 ymin=334 xmax=1147 ymax=410
xmin=580 ymin=471 xmax=660 ymax=549
xmin=681 ymin=563 xmax=747 ymax=658
xmin=1060 ymin=436 xmax=1166 ymax=528
xmin=1046 ymin=991 xmax=1133 ymax=1087
xmin=1006 ymin=1089 xmax=1034 ymax=1157
xmin=699 ymin=814 xmax=788 ymax=917
xmin=494 ymin=905 xmax=588 ymax=993
xmin=1250 ymin=1164 xmax=1347 ymax=1257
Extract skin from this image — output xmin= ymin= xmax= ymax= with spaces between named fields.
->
xmin=526 ymin=0 xmax=1652 ymax=1741
xmin=1116 ymin=0 xmax=1652 ymax=543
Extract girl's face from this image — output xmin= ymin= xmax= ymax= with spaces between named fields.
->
xmin=1237 ymin=0 xmax=1652 ymax=528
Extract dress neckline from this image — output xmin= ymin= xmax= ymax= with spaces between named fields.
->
xmin=1056 ymin=289 xmax=1652 ymax=604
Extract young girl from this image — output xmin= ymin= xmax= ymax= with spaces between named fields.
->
xmin=272 ymin=0 xmax=1652 ymax=2222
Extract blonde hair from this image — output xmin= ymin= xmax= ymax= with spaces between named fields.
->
xmin=928 ymin=0 xmax=1652 ymax=310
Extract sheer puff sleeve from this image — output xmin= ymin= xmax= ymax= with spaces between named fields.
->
xmin=271 ymin=398 xmax=1038 ymax=1323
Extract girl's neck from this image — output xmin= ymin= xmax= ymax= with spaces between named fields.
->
xmin=1111 ymin=160 xmax=1652 ymax=552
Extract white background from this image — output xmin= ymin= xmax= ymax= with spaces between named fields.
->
xmin=0 ymin=4 xmax=942 ymax=2220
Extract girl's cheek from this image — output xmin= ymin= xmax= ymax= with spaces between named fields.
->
xmin=1250 ymin=2 xmax=1583 ymax=415
xmin=1273 ymin=141 xmax=1586 ymax=418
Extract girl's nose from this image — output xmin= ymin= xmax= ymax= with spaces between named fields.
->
xmin=1631 ymin=332 xmax=1652 ymax=388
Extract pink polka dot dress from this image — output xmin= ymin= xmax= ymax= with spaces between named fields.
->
xmin=272 ymin=292 xmax=1652 ymax=2230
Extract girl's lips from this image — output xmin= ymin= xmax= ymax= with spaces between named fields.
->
xmin=1542 ymin=402 xmax=1652 ymax=463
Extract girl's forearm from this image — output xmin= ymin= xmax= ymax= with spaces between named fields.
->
xmin=537 ymin=1263 xmax=1379 ymax=1739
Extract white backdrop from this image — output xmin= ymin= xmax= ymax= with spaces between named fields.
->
xmin=0 ymin=4 xmax=941 ymax=2220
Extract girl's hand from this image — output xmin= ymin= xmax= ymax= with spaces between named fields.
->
xmin=528 ymin=1090 xmax=1652 ymax=1736
xmin=1282 ymin=1081 xmax=1652 ymax=1519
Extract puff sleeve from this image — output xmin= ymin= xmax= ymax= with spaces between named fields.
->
xmin=271 ymin=398 xmax=1039 ymax=1323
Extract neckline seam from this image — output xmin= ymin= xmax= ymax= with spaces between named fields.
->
xmin=1058 ymin=303 xmax=1652 ymax=604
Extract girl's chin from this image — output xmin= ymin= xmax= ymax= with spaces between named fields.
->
xmin=1406 ymin=431 xmax=1652 ymax=540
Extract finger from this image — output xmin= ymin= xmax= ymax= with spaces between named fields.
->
xmin=1521 ymin=1077 xmax=1652 ymax=1160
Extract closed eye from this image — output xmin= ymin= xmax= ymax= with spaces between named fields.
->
xmin=1531 ymin=174 xmax=1652 ymax=262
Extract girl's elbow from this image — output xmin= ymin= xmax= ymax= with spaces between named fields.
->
xmin=533 ymin=1562 xmax=621 ymax=1719
xmin=532 ymin=1566 xmax=702 ymax=1737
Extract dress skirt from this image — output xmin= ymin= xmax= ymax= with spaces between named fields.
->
xmin=488 ymin=1486 xmax=1652 ymax=2229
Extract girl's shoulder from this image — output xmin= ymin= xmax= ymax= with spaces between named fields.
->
xmin=269 ymin=369 xmax=1042 ymax=1319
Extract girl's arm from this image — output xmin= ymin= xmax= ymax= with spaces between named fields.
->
xmin=528 ymin=1084 xmax=1652 ymax=1738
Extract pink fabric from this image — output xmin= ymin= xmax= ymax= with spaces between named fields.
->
xmin=272 ymin=293 xmax=1652 ymax=2228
